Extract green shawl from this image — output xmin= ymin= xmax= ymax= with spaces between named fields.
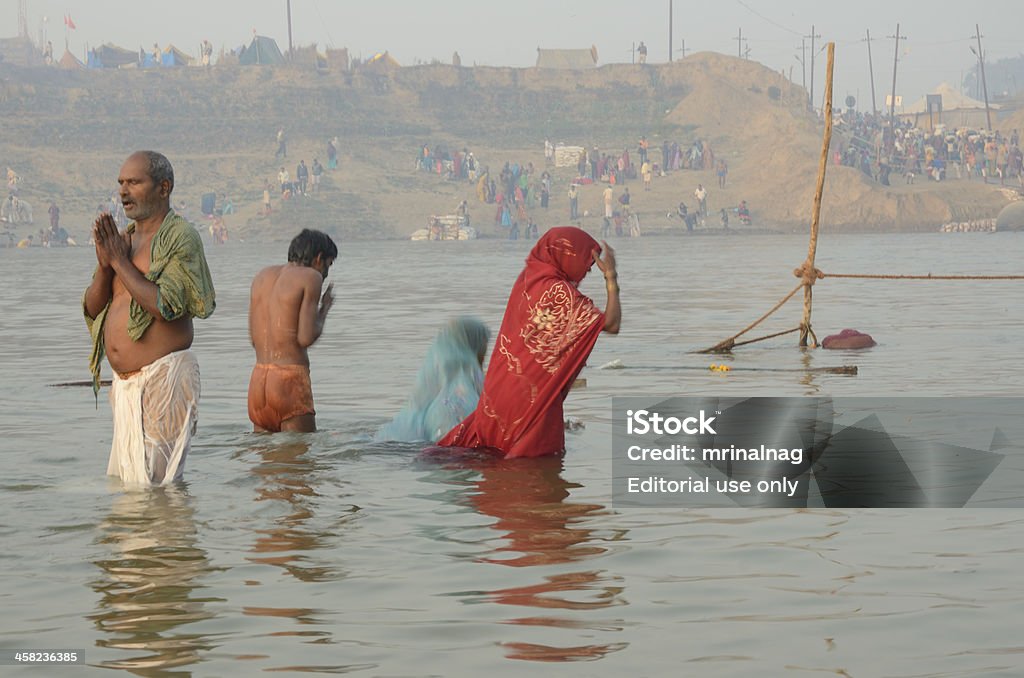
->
xmin=83 ymin=210 xmax=216 ymax=394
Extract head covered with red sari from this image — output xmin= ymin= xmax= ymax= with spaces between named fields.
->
xmin=438 ymin=227 xmax=605 ymax=458
xmin=520 ymin=226 xmax=600 ymax=288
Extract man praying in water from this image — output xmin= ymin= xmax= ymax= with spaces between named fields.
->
xmin=247 ymin=229 xmax=336 ymax=432
xmin=83 ymin=151 xmax=216 ymax=486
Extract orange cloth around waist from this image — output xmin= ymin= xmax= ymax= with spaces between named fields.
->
xmin=247 ymin=363 xmax=315 ymax=432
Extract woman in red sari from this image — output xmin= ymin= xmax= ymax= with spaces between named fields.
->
xmin=438 ymin=227 xmax=620 ymax=458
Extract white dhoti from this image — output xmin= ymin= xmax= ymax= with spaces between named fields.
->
xmin=108 ymin=350 xmax=201 ymax=487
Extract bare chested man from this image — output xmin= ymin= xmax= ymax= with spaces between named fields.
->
xmin=248 ymin=229 xmax=337 ymax=432
xmin=83 ymin=150 xmax=216 ymax=486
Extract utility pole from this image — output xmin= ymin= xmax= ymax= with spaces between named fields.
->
xmin=735 ymin=28 xmax=743 ymax=58
xmin=668 ymin=0 xmax=673 ymax=62
xmin=677 ymin=39 xmax=690 ymax=60
xmin=864 ymin=29 xmax=878 ymax=115
xmin=798 ymin=38 xmax=806 ymax=93
xmin=974 ymin=24 xmax=993 ymax=131
xmin=18 ymin=0 xmax=28 ymax=38
xmin=805 ymin=26 xmax=820 ymax=110
xmin=887 ymin=24 xmax=906 ymax=135
xmin=286 ymin=0 xmax=294 ymax=60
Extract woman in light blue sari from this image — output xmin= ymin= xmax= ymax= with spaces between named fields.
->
xmin=376 ymin=317 xmax=490 ymax=443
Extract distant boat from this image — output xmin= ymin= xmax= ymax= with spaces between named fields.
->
xmin=412 ymin=215 xmax=477 ymax=241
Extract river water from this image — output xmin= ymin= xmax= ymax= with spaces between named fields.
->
xmin=1 ymin=232 xmax=1023 ymax=676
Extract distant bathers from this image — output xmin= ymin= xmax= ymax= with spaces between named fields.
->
xmin=247 ymin=363 xmax=316 ymax=432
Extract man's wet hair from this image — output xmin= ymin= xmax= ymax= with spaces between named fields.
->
xmin=138 ymin=150 xmax=174 ymax=192
xmin=288 ymin=229 xmax=338 ymax=266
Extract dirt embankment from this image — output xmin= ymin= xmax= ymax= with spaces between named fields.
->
xmin=0 ymin=53 xmax=1012 ymax=242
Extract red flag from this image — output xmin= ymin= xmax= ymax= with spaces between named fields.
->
xmin=64 ymin=14 xmax=76 ymax=30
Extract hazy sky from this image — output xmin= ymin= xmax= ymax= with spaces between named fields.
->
xmin=8 ymin=0 xmax=1022 ymax=106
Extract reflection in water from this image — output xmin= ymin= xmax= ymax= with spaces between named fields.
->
xmin=242 ymin=437 xmax=358 ymax=646
xmin=245 ymin=438 xmax=346 ymax=583
xmin=500 ymin=640 xmax=630 ymax=662
xmin=90 ymin=486 xmax=223 ymax=673
xmin=471 ymin=456 xmax=612 ymax=568
xmin=799 ymin=350 xmax=822 ymax=395
xmin=466 ymin=455 xmax=629 ymax=662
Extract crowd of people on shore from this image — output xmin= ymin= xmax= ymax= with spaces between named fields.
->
xmin=416 ymin=144 xmax=480 ymax=181
xmin=410 ymin=134 xmax=728 ymax=240
xmin=836 ymin=112 xmax=1023 ymax=187
xmin=566 ymin=136 xmax=719 ymax=187
xmin=489 ymin=161 xmax=554 ymax=230
xmin=260 ymin=131 xmax=340 ymax=217
xmin=7 ymin=120 xmax=749 ymax=252
xmin=413 ymin=145 xmax=553 ymax=236
xmin=18 ymin=110 xmax=1015 ymax=253
xmin=2 ymin=166 xmax=74 ymax=247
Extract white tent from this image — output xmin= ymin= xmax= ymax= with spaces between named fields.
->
xmin=904 ymin=83 xmax=996 ymax=114
xmin=535 ymin=46 xmax=598 ymax=69
xmin=902 ymin=83 xmax=1000 ymax=129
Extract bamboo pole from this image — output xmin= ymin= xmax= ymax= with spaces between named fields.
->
xmin=799 ymin=42 xmax=835 ymax=347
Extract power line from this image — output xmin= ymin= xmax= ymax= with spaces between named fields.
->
xmin=887 ymin=24 xmax=907 ymax=134
xmin=973 ymin=24 xmax=993 ymax=131
xmin=311 ymin=0 xmax=336 ymax=49
xmin=806 ymin=25 xmax=821 ymax=110
xmin=745 ymin=38 xmax=806 ymax=44
xmin=733 ymin=0 xmax=801 ymax=37
xmin=863 ymin=29 xmax=877 ymax=115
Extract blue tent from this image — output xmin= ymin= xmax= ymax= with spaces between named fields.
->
xmin=87 ymin=43 xmax=137 ymax=69
xmin=161 ymin=45 xmax=193 ymax=67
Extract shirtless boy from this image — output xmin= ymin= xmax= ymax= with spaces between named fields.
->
xmin=248 ymin=229 xmax=337 ymax=432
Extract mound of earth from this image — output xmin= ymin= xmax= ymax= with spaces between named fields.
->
xmin=0 ymin=52 xmax=1012 ymax=242
xmin=662 ymin=52 xmax=1010 ymax=231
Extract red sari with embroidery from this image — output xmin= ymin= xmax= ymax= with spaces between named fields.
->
xmin=438 ymin=227 xmax=605 ymax=458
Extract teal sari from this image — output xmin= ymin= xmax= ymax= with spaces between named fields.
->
xmin=376 ymin=317 xmax=490 ymax=443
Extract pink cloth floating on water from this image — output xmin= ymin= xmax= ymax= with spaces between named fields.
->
xmin=822 ymin=329 xmax=876 ymax=349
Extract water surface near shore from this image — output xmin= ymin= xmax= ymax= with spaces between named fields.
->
xmin=1 ymin=232 xmax=1022 ymax=675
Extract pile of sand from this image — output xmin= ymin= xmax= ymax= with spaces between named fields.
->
xmin=997 ymin=106 xmax=1024 ymax=135
xmin=660 ymin=52 xmax=1008 ymax=230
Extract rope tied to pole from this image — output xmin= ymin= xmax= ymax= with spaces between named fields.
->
xmin=696 ymin=283 xmax=803 ymax=353
xmin=698 ymin=44 xmax=836 ymax=354
xmin=798 ymin=42 xmax=835 ymax=348
xmin=696 ymin=45 xmax=1017 ymax=355
xmin=793 ymin=262 xmax=826 ymax=286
